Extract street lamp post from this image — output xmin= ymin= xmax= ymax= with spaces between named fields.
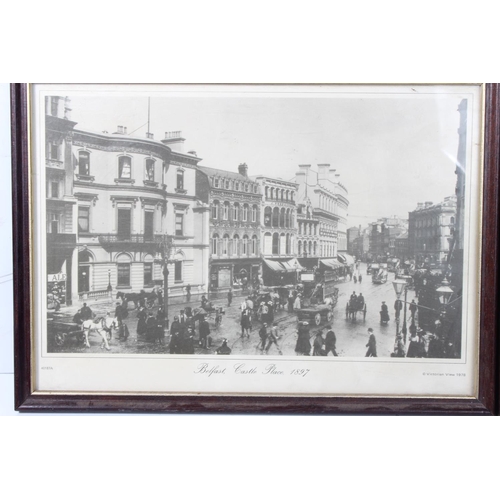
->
xmin=156 ymin=235 xmax=174 ymax=333
xmin=393 ymin=278 xmax=408 ymax=343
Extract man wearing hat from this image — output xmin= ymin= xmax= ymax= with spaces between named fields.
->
xmin=365 ymin=328 xmax=377 ymax=357
xmin=325 ymin=329 xmax=338 ymax=356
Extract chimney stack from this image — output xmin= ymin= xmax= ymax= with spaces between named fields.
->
xmin=146 ymin=132 xmax=154 ymax=139
xmin=161 ymin=131 xmax=186 ymax=152
xmin=238 ymin=162 xmax=248 ymax=177
xmin=318 ymin=164 xmax=330 ymax=182
xmin=114 ymin=125 xmax=127 ymax=135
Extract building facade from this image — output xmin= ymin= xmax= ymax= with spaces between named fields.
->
xmin=294 ymin=164 xmax=349 ymax=258
xmin=296 ymin=199 xmax=320 ymax=258
xmin=347 ymin=226 xmax=361 ymax=256
xmin=45 ymin=96 xmax=78 ymax=306
xmin=252 ymin=175 xmax=297 ymax=260
xmin=196 ymin=163 xmax=262 ymax=292
xmin=68 ymin=125 xmax=208 ymax=303
xmin=408 ymin=197 xmax=457 ymax=265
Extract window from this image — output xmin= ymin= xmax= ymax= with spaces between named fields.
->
xmin=265 ymin=186 xmax=269 ymax=199
xmin=49 ymin=141 xmax=58 ymax=160
xmin=118 ymin=156 xmax=132 ymax=179
xmin=78 ymin=206 xmax=90 ymax=233
xmin=286 ymin=234 xmax=291 ymax=254
xmin=225 ymin=179 xmax=230 ymax=189
xmin=212 ymin=234 xmax=219 ymax=255
xmin=51 ymin=181 xmax=59 ymax=198
xmin=212 ymin=201 xmax=219 ymax=220
xmin=298 ymin=241 xmax=302 ymax=256
xmin=252 ymin=205 xmax=257 ymax=223
xmin=245 ymin=184 xmax=249 ymax=192
xmin=222 ymin=234 xmax=229 ymax=255
xmin=50 ymin=214 xmax=59 ymax=234
xmin=272 ymin=207 xmax=279 ymax=227
xmin=223 ymin=202 xmax=229 ymax=220
xmin=233 ymin=235 xmax=239 ymax=256
xmin=280 ymin=208 xmax=285 ymax=228
xmin=252 ymin=235 xmax=258 ymax=255
xmin=145 ymin=159 xmax=155 ymax=181
xmin=270 ymin=188 xmax=274 ymax=199
xmin=117 ymin=208 xmax=131 ymax=240
xmin=242 ymin=204 xmax=248 ymax=221
xmin=233 ymin=203 xmax=239 ymax=221
xmin=235 ymin=182 xmax=239 ymax=191
xmin=50 ymin=97 xmax=58 ymax=116
xmin=213 ymin=178 xmax=219 ymax=188
xmin=272 ymin=233 xmax=279 ymax=255
xmin=177 ymin=170 xmax=184 ymax=190
xmin=174 ymin=261 xmax=182 ymax=282
xmin=264 ymin=207 xmax=272 ymax=227
xmin=78 ymin=151 xmax=90 ymax=175
xmin=144 ymin=211 xmax=154 ymax=240
xmin=117 ymin=263 xmax=131 ymax=287
xmin=242 ymin=235 xmax=249 ymax=256
xmin=253 ymin=185 xmax=258 ymax=193
xmin=144 ymin=263 xmax=153 ymax=286
xmin=175 ymin=213 xmax=184 ymax=236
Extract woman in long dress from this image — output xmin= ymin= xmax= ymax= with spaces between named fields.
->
xmin=136 ymin=306 xmax=147 ymax=336
xmin=295 ymin=321 xmax=311 ymax=356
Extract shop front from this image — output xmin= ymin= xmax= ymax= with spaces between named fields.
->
xmin=209 ymin=259 xmax=261 ymax=292
xmin=262 ymin=258 xmax=303 ymax=286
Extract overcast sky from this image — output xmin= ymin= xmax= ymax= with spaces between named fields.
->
xmin=66 ymin=86 xmax=471 ymax=228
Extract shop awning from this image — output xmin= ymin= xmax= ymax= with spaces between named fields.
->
xmin=281 ymin=258 xmax=304 ymax=272
xmin=337 ymin=253 xmax=355 ymax=266
xmin=263 ymin=259 xmax=286 ymax=272
xmin=320 ymin=258 xmax=344 ymax=270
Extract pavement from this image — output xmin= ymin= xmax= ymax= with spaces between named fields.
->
xmin=48 ymin=262 xmax=417 ymax=357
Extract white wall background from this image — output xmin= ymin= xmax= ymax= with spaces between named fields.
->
xmin=1 ymin=2 xmax=499 ymax=500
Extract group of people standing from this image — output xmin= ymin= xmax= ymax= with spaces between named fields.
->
xmin=294 ymin=321 xmax=338 ymax=356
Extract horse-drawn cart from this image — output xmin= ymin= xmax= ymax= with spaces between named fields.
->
xmin=296 ymin=288 xmax=339 ymax=326
xmin=345 ymin=300 xmax=367 ymax=322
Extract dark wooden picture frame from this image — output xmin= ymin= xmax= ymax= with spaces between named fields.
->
xmin=11 ymin=83 xmax=499 ymax=415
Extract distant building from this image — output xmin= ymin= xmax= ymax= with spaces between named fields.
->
xmin=368 ymin=216 xmax=407 ymax=261
xmin=195 ymin=163 xmax=262 ymax=292
xmin=347 ymin=226 xmax=361 ymax=255
xmin=408 ymin=197 xmax=457 ymax=265
xmin=394 ymin=230 xmax=409 ymax=262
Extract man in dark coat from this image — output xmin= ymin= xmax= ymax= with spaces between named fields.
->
xmin=182 ymin=326 xmax=195 ymax=354
xmin=394 ymin=299 xmax=403 ymax=320
xmin=80 ymin=303 xmax=93 ymax=321
xmin=259 ymin=323 xmax=268 ymax=352
xmin=313 ymin=330 xmax=327 ymax=356
xmin=169 ymin=330 xmax=181 ymax=354
xmin=409 ymin=299 xmax=417 ymax=319
xmin=325 ymin=329 xmax=338 ymax=356
xmin=227 ymin=288 xmax=233 ymax=307
xmin=365 ymin=328 xmax=377 ymax=357
xmin=240 ymin=309 xmax=251 ymax=338
xmin=199 ymin=316 xmax=210 ymax=349
xmin=170 ymin=316 xmax=182 ymax=336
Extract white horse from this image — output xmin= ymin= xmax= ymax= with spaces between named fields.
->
xmin=81 ymin=316 xmax=117 ymax=350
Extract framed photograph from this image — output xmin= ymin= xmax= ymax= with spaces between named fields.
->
xmin=12 ymin=83 xmax=499 ymax=414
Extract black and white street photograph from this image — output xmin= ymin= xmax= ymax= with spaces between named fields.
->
xmin=43 ymin=85 xmax=476 ymax=362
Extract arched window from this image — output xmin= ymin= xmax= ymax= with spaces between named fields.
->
xmin=264 ymin=206 xmax=272 ymax=227
xmin=285 ymin=190 xmax=289 ymax=201
xmin=286 ymin=234 xmax=291 ymax=254
xmin=252 ymin=235 xmax=258 ymax=255
xmin=298 ymin=240 xmax=302 ymax=256
xmin=280 ymin=208 xmax=285 ymax=228
xmin=285 ymin=209 xmax=290 ymax=228
xmin=233 ymin=203 xmax=239 ymax=221
xmin=222 ymin=234 xmax=230 ymax=255
xmin=212 ymin=200 xmax=220 ymax=220
xmin=242 ymin=204 xmax=248 ymax=222
xmin=233 ymin=234 xmax=240 ymax=256
xmin=212 ymin=234 xmax=219 ymax=255
xmin=265 ymin=186 xmax=269 ymax=199
xmin=118 ymin=156 xmax=132 ymax=179
xmin=223 ymin=202 xmax=230 ymax=220
xmin=280 ymin=189 xmax=284 ymax=200
xmin=252 ymin=205 xmax=258 ymax=223
xmin=313 ymin=242 xmax=317 ymax=256
xmin=264 ymin=232 xmax=272 ymax=254
xmin=290 ymin=192 xmax=294 ymax=202
xmin=144 ymin=254 xmax=154 ymax=286
xmin=272 ymin=233 xmax=279 ymax=255
xmin=272 ymin=207 xmax=280 ymax=227
xmin=270 ymin=188 xmax=274 ymax=199
xmin=290 ymin=210 xmax=294 ymax=227
xmin=308 ymin=241 xmax=313 ymax=256
xmin=242 ymin=235 xmax=249 ymax=256
xmin=78 ymin=151 xmax=90 ymax=176
xmin=280 ymin=233 xmax=286 ymax=255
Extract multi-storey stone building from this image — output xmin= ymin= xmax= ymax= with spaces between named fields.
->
xmin=45 ymin=96 xmax=78 ymax=305
xmin=294 ymin=164 xmax=349 ymax=258
xmin=66 ymin=122 xmax=209 ymax=302
xmin=408 ymin=196 xmax=457 ymax=265
xmin=296 ymin=199 xmax=320 ymax=258
xmin=195 ymin=163 xmax=262 ymax=292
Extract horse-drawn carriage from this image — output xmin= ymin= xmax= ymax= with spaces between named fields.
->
xmin=345 ymin=295 xmax=367 ymax=322
xmin=372 ymin=265 xmax=388 ymax=284
xmin=192 ymin=299 xmax=225 ymax=327
xmin=117 ymin=289 xmax=158 ymax=309
xmin=296 ymin=288 xmax=339 ymax=326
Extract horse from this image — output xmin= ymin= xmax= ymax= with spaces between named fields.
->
xmin=81 ymin=316 xmax=117 ymax=350
xmin=116 ymin=291 xmax=157 ymax=309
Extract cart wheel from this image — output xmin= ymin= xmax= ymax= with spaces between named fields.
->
xmin=314 ymin=313 xmax=321 ymax=326
xmin=54 ymin=332 xmax=65 ymax=347
xmin=327 ymin=310 xmax=333 ymax=322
